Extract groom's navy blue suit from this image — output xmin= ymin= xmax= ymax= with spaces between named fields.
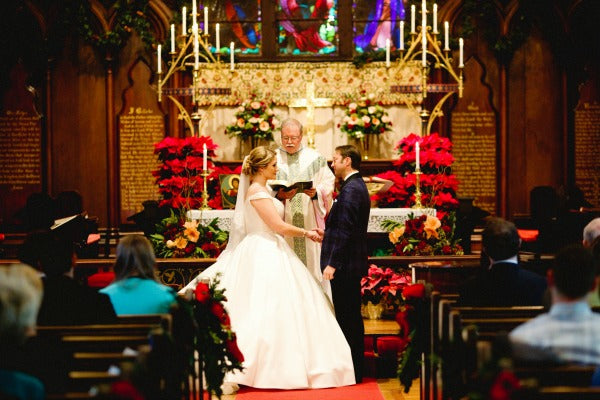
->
xmin=321 ymin=172 xmax=370 ymax=382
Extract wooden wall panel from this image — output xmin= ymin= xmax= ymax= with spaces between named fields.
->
xmin=507 ymin=28 xmax=564 ymax=219
xmin=51 ymin=39 xmax=108 ymax=225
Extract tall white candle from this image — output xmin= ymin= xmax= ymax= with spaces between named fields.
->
xmin=385 ymin=38 xmax=390 ymax=67
xmin=170 ymin=24 xmax=175 ymax=52
xmin=203 ymin=143 xmax=208 ymax=171
xmin=422 ymin=0 xmax=427 ymax=30
xmin=422 ymin=32 xmax=427 ymax=67
xmin=194 ymin=32 xmax=199 ymax=69
xmin=410 ymin=5 xmax=416 ymax=33
xmin=230 ymin=42 xmax=235 ymax=70
xmin=433 ymin=4 xmax=438 ymax=33
xmin=444 ymin=21 xmax=449 ymax=50
xmin=157 ymin=45 xmax=162 ymax=73
xmin=192 ymin=0 xmax=197 ymax=30
xmin=399 ymin=20 xmax=404 ymax=50
xmin=204 ymin=6 xmax=208 ymax=32
xmin=459 ymin=38 xmax=464 ymax=67
xmin=215 ymin=23 xmax=220 ymax=52
xmin=182 ymin=7 xmax=187 ymax=35
xmin=415 ymin=141 xmax=420 ymax=170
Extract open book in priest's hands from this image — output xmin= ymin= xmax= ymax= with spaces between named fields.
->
xmin=267 ymin=180 xmax=313 ymax=192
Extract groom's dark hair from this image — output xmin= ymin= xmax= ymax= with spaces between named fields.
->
xmin=335 ymin=145 xmax=361 ymax=170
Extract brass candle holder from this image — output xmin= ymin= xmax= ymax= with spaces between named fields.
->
xmin=412 ymin=169 xmax=423 ymax=209
xmin=201 ymin=170 xmax=210 ymax=210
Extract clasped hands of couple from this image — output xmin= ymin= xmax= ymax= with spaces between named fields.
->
xmin=277 ymin=187 xmax=322 ymax=243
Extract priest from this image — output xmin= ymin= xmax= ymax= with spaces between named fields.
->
xmin=274 ymin=118 xmax=335 ymax=297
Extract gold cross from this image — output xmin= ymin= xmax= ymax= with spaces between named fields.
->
xmin=289 ymin=79 xmax=333 ymax=149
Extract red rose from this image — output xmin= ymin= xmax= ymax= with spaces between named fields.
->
xmin=442 ymin=245 xmax=452 ymax=254
xmin=209 ymin=301 xmax=227 ymax=322
xmin=194 ymin=282 xmax=210 ymax=304
xmin=226 ymin=336 xmax=245 ymax=362
xmin=489 ymin=370 xmax=520 ymax=400
xmin=403 ymin=283 xmax=426 ymax=299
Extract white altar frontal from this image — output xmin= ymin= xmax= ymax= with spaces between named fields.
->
xmin=187 ymin=208 xmax=436 ymax=233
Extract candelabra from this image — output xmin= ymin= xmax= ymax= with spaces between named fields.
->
xmin=390 ymin=0 xmax=464 ymax=136
xmin=200 ymin=170 xmax=210 ymax=210
xmin=156 ymin=2 xmax=232 ymax=137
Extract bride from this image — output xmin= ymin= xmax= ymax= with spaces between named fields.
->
xmin=180 ymin=146 xmax=355 ymax=389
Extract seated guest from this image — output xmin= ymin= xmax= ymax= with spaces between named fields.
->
xmin=19 ymin=232 xmax=117 ymax=325
xmin=101 ymin=235 xmax=177 ymax=315
xmin=458 ymin=217 xmax=547 ymax=306
xmin=0 ymin=264 xmax=45 ymax=400
xmin=509 ymin=244 xmax=600 ymax=365
xmin=583 ymin=218 xmax=600 ymax=306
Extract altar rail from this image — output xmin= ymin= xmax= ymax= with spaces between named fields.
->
xmin=0 ymin=254 xmax=482 ymax=292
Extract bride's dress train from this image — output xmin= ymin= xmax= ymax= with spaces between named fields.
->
xmin=187 ymin=191 xmax=355 ymax=389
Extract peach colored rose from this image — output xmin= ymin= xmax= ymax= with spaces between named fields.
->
xmin=424 ymin=215 xmax=441 ymax=239
xmin=174 ymin=236 xmax=188 ymax=249
xmin=259 ymin=120 xmax=270 ymax=131
xmin=185 ymin=227 xmax=200 ymax=243
xmin=388 ymin=226 xmax=405 ymax=244
xmin=250 ymin=101 xmax=261 ymax=109
xmin=184 ymin=220 xmax=199 ymax=229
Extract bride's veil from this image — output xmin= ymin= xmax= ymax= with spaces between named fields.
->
xmin=222 ymin=156 xmax=249 ymax=254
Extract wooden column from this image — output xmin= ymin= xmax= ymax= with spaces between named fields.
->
xmin=105 ymin=54 xmax=119 ymax=233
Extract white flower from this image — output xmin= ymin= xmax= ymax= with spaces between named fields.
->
xmin=348 ymin=102 xmax=357 ymax=110
xmin=249 ymin=117 xmax=260 ymax=124
xmin=237 ymin=106 xmax=245 ymax=113
xmin=368 ymin=93 xmax=375 ymax=100
xmin=250 ymin=101 xmax=261 ymax=109
xmin=271 ymin=117 xmax=280 ymax=128
xmin=355 ymin=132 xmax=364 ymax=139
xmin=166 ymin=240 xmax=176 ymax=249
xmin=267 ymin=108 xmax=274 ymax=116
xmin=362 ymin=115 xmax=371 ymax=123
xmin=259 ymin=121 xmax=270 ymax=131
xmin=381 ymin=115 xmax=391 ymax=123
xmin=368 ymin=106 xmax=377 ymax=114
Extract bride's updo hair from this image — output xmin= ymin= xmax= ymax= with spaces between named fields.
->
xmin=242 ymin=146 xmax=276 ymax=176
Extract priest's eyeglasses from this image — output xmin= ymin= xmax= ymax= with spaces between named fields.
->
xmin=282 ymin=135 xmax=301 ymax=142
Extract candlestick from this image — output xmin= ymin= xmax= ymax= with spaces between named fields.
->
xmin=194 ymin=29 xmax=199 ymax=70
xmin=459 ymin=38 xmax=464 ymax=67
xmin=385 ymin=38 xmax=390 ymax=67
xmin=157 ymin=45 xmax=162 ymax=73
xmin=399 ymin=20 xmax=404 ymax=50
xmin=204 ymin=6 xmax=208 ymax=32
xmin=203 ymin=143 xmax=208 ymax=171
xmin=433 ymin=4 xmax=438 ymax=34
xmin=411 ymin=5 xmax=416 ymax=33
xmin=230 ymin=42 xmax=235 ymax=70
xmin=182 ymin=7 xmax=187 ymax=35
xmin=444 ymin=21 xmax=449 ymax=50
xmin=415 ymin=141 xmax=420 ymax=170
xmin=170 ymin=24 xmax=175 ymax=52
xmin=215 ymin=23 xmax=220 ymax=53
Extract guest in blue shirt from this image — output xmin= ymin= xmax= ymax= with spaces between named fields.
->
xmin=510 ymin=244 xmax=600 ymax=365
xmin=101 ymin=235 xmax=176 ymax=315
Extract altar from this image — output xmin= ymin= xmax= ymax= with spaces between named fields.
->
xmin=187 ymin=208 xmax=436 ymax=233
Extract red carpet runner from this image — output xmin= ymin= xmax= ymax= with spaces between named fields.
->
xmin=235 ymin=378 xmax=385 ymax=400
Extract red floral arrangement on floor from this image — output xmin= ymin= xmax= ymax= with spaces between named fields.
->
xmin=371 ymin=133 xmax=459 ymax=211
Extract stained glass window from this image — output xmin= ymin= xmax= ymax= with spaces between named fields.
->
xmin=205 ymin=1 xmax=262 ymax=56
xmin=353 ymin=0 xmax=405 ymax=54
xmin=276 ymin=0 xmax=338 ymax=56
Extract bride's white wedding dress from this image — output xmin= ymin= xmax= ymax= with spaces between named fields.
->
xmin=186 ymin=189 xmax=355 ymax=389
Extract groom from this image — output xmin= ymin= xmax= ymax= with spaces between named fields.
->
xmin=320 ymin=145 xmax=370 ymax=383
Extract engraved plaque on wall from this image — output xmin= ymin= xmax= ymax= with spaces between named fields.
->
xmin=0 ymin=64 xmax=42 ymax=226
xmin=118 ymin=58 xmax=165 ymax=223
xmin=574 ymin=69 xmax=600 ymax=206
xmin=450 ymin=59 xmax=498 ymax=214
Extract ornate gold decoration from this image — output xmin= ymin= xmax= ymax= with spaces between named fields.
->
xmin=289 ymin=74 xmax=333 ymax=149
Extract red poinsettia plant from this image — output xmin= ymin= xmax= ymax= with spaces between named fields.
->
xmin=384 ymin=213 xmax=463 ymax=256
xmin=190 ymin=274 xmax=244 ymax=397
xmin=371 ymin=133 xmax=459 ymax=211
xmin=361 ymin=265 xmax=411 ymax=310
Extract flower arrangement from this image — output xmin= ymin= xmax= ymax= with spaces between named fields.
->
xmin=361 ymin=265 xmax=411 ymax=314
xmin=383 ymin=213 xmax=464 ymax=256
xmin=339 ymin=93 xmax=393 ymax=139
xmin=225 ymin=95 xmax=280 ymax=141
xmin=396 ymin=282 xmax=428 ymax=393
xmin=371 ymin=133 xmax=459 ymax=211
xmin=190 ymin=275 xmax=244 ymax=397
xmin=149 ymin=210 xmax=228 ymax=258
xmin=153 ymin=136 xmax=217 ymax=210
